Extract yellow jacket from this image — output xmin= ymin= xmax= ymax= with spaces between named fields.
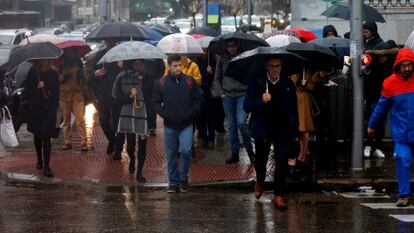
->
xmin=164 ymin=58 xmax=202 ymax=86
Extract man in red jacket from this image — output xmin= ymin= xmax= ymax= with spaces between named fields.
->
xmin=368 ymin=48 xmax=414 ymax=207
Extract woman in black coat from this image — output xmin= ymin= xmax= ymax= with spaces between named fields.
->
xmin=24 ymin=60 xmax=60 ymax=177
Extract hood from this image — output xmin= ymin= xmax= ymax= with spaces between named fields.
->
xmin=323 ymin=25 xmax=338 ymax=38
xmin=393 ymin=48 xmax=414 ymax=72
xmin=363 ymin=21 xmax=379 ymax=37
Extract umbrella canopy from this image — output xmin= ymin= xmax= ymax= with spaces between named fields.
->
xmin=209 ymin=32 xmax=269 ymax=55
xmin=145 ymin=22 xmax=180 ymax=36
xmin=85 ymin=22 xmax=150 ymax=41
xmin=19 ymin=34 xmax=64 ymax=46
xmin=194 ymin=36 xmax=215 ymax=49
xmin=58 ymin=40 xmax=91 ymax=57
xmin=404 ymin=30 xmax=414 ymax=51
xmin=97 ymin=41 xmax=166 ymax=65
xmin=309 ymin=37 xmax=350 ymax=57
xmin=13 ymin=61 xmax=32 ymax=89
xmin=262 ymin=30 xmax=299 ymax=40
xmin=322 ymin=2 xmax=386 ymax=23
xmin=266 ymin=35 xmax=301 ymax=48
xmin=189 ymin=27 xmax=220 ymax=37
xmin=225 ymin=46 xmax=308 ymax=83
xmin=7 ymin=42 xmax=63 ymax=73
xmin=157 ymin=33 xmax=203 ymax=55
xmin=144 ymin=28 xmax=164 ymax=41
xmin=285 ymin=42 xmax=340 ymax=69
xmin=288 ymin=28 xmax=318 ymax=42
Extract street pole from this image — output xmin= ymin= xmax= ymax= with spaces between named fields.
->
xmin=203 ymin=0 xmax=208 ymax=27
xmin=350 ymin=0 xmax=364 ymax=171
xmin=247 ymin=0 xmax=252 ymax=26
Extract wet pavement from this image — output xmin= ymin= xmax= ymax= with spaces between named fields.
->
xmin=0 ymin=180 xmax=413 ymax=233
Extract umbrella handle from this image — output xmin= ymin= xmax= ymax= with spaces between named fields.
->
xmin=133 ymin=96 xmax=143 ymax=109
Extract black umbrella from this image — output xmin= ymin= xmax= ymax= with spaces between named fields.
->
xmin=321 ymin=2 xmax=386 ymax=23
xmin=6 ymin=42 xmax=63 ymax=73
xmin=209 ymin=32 xmax=269 ymax=55
xmin=85 ymin=22 xmax=150 ymax=41
xmin=309 ymin=37 xmax=350 ymax=58
xmin=285 ymin=42 xmax=340 ymax=70
xmin=145 ymin=22 xmax=180 ymax=36
xmin=225 ymin=47 xmax=308 ymax=83
xmin=13 ymin=61 xmax=32 ymax=89
xmin=189 ymin=27 xmax=220 ymax=37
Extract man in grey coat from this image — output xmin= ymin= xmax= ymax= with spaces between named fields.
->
xmin=212 ymin=38 xmax=255 ymax=164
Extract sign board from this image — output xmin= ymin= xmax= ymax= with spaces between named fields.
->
xmin=207 ymin=4 xmax=220 ymax=24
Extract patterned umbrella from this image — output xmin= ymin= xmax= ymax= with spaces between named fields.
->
xmin=265 ymin=35 xmax=301 ymax=48
xmin=97 ymin=41 xmax=166 ymax=65
xmin=19 ymin=34 xmax=64 ymax=46
xmin=157 ymin=33 xmax=203 ymax=55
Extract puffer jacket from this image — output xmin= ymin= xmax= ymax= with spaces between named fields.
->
xmin=368 ymin=48 xmax=414 ymax=143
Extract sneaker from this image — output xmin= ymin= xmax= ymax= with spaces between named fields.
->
xmin=373 ymin=149 xmax=385 ymax=158
xmin=396 ymin=197 xmax=410 ymax=207
xmin=364 ymin=146 xmax=372 ymax=158
xmin=62 ymin=143 xmax=72 ymax=150
xmin=180 ymin=183 xmax=189 ymax=193
xmin=167 ymin=186 xmax=179 ymax=193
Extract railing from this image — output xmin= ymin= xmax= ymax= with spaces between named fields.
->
xmin=365 ymin=0 xmax=414 ymax=8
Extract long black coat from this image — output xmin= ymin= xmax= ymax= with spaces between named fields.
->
xmin=24 ymin=68 xmax=60 ymax=138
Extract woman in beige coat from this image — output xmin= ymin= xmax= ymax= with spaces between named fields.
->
xmin=290 ymin=68 xmax=327 ymax=164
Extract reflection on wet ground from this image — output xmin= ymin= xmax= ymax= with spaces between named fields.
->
xmin=0 ymin=181 xmax=412 ymax=233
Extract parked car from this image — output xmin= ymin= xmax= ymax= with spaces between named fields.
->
xmin=0 ymin=29 xmax=33 ymax=46
xmin=221 ymin=16 xmax=241 ymax=34
xmin=174 ymin=18 xmax=192 ymax=34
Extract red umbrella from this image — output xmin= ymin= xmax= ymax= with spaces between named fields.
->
xmin=57 ymin=40 xmax=91 ymax=57
xmin=288 ymin=28 xmax=318 ymax=42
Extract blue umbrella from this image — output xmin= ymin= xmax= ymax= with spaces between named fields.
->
xmin=144 ymin=28 xmax=164 ymax=41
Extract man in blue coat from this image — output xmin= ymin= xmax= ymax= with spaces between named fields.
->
xmin=244 ymin=57 xmax=299 ymax=209
xmin=152 ymin=54 xmax=202 ymax=193
xmin=368 ymin=48 xmax=414 ymax=207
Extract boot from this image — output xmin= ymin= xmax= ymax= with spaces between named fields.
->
xmin=43 ymin=166 xmax=54 ymax=177
xmin=106 ymin=141 xmax=115 ymax=155
xmin=247 ymin=150 xmax=255 ymax=164
xmin=225 ymin=152 xmax=239 ymax=164
xmin=254 ymin=182 xmax=264 ymax=199
xmin=136 ymin=138 xmax=147 ymax=183
xmin=128 ymin=157 xmax=135 ymax=174
xmin=36 ymin=159 xmax=43 ymax=169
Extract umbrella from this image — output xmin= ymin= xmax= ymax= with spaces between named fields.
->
xmin=309 ymin=37 xmax=350 ymax=57
xmin=265 ymin=35 xmax=301 ymax=48
xmin=194 ymin=36 xmax=215 ymax=49
xmin=144 ymin=28 xmax=164 ymax=41
xmin=262 ymin=30 xmax=299 ymax=40
xmin=57 ymin=40 xmax=91 ymax=57
xmin=157 ymin=33 xmax=203 ymax=55
xmin=13 ymin=61 xmax=32 ymax=89
xmin=189 ymin=27 xmax=220 ymax=37
xmin=19 ymin=34 xmax=64 ymax=46
xmin=7 ymin=42 xmax=63 ymax=73
xmin=225 ymin=46 xmax=308 ymax=83
xmin=85 ymin=22 xmax=150 ymax=41
xmin=321 ymin=2 xmax=386 ymax=23
xmin=288 ymin=28 xmax=318 ymax=42
xmin=209 ymin=32 xmax=269 ymax=55
xmin=145 ymin=22 xmax=180 ymax=36
xmin=404 ymin=30 xmax=414 ymax=51
xmin=285 ymin=42 xmax=340 ymax=69
xmin=97 ymin=41 xmax=166 ymax=65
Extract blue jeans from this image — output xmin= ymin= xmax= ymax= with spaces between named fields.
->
xmin=394 ymin=143 xmax=413 ymax=197
xmin=222 ymin=95 xmax=253 ymax=153
xmin=164 ymin=125 xmax=193 ymax=187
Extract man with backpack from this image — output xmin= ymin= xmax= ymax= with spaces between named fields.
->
xmin=152 ymin=54 xmax=202 ymax=193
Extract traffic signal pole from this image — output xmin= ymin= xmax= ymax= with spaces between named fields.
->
xmin=203 ymin=0 xmax=208 ymax=27
xmin=350 ymin=0 xmax=364 ymax=170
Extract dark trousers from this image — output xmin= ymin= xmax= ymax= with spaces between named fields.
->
xmin=97 ymin=105 xmax=115 ymax=145
xmin=34 ymin=135 xmax=51 ymax=168
xmin=146 ymin=102 xmax=157 ymax=130
xmin=197 ymin=98 xmax=216 ymax=142
xmin=255 ymin=137 xmax=289 ymax=196
xmin=114 ymin=133 xmax=147 ymax=174
xmin=212 ymin=98 xmax=225 ymax=131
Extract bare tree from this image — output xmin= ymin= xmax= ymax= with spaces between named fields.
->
xmin=180 ymin=0 xmax=203 ymax=29
xmin=260 ymin=0 xmax=290 ymax=29
xmin=222 ymin=0 xmax=244 ymax=31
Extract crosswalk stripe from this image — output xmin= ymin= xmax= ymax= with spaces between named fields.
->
xmin=361 ymin=203 xmax=414 ymax=209
xmin=339 ymin=192 xmax=390 ymax=199
xmin=389 ymin=215 xmax=414 ymax=222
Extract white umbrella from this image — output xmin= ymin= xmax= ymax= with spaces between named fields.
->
xmin=19 ymin=34 xmax=64 ymax=46
xmin=405 ymin=30 xmax=414 ymax=51
xmin=157 ymin=33 xmax=203 ymax=55
xmin=196 ymin=36 xmax=215 ymax=49
xmin=265 ymin=35 xmax=301 ymax=48
xmin=97 ymin=41 xmax=167 ymax=65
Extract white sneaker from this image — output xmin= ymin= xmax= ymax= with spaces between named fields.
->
xmin=364 ymin=146 xmax=372 ymax=158
xmin=373 ymin=149 xmax=385 ymax=158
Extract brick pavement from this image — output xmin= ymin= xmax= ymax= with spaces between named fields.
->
xmin=0 ymin=106 xmax=255 ymax=186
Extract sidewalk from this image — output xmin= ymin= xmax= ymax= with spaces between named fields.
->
xmin=0 ymin=106 xmax=412 ymax=189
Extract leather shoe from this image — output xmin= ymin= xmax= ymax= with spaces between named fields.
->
xmin=62 ymin=144 xmax=72 ymax=150
xmin=273 ymin=196 xmax=287 ymax=209
xmin=254 ymin=182 xmax=264 ymax=199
